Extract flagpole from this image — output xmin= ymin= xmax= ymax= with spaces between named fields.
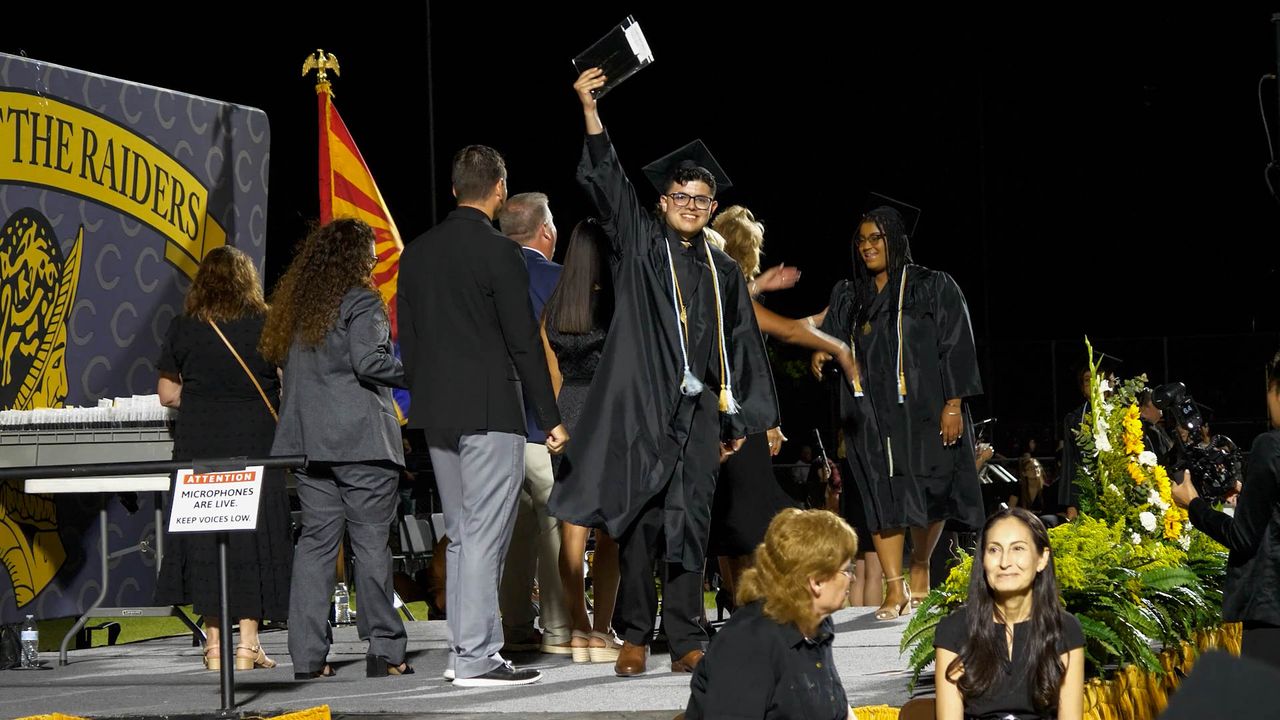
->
xmin=425 ymin=0 xmax=438 ymax=227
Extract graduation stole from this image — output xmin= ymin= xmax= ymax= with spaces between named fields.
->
xmin=663 ymin=237 xmax=741 ymax=414
xmin=850 ymin=265 xmax=909 ymax=403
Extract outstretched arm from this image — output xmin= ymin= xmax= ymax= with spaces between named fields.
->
xmin=754 ymin=302 xmax=858 ymax=388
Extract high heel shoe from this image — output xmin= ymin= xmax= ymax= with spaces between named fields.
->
xmin=294 ymin=664 xmax=336 ymax=680
xmin=235 ymin=644 xmax=277 ymax=670
xmin=874 ymin=575 xmax=910 ymax=621
xmin=366 ymin=655 xmax=414 ymax=678
xmin=715 ymin=587 xmax=735 ymax=621
xmin=203 ymin=646 xmax=220 ymax=671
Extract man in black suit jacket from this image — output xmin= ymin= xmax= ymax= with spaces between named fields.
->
xmin=397 ymin=146 xmax=567 ymax=688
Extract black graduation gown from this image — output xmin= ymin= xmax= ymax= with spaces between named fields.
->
xmin=820 ymin=266 xmax=985 ymax=533
xmin=547 ymin=132 xmax=779 ymax=571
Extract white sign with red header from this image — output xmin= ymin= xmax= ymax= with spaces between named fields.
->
xmin=168 ymin=466 xmax=263 ymax=532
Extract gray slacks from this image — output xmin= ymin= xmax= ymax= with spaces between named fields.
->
xmin=499 ymin=442 xmax=571 ymax=645
xmin=427 ymin=429 xmax=525 ymax=678
xmin=288 ymin=461 xmax=406 ymax=673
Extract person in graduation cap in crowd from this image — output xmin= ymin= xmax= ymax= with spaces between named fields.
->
xmin=813 ymin=198 xmax=984 ymax=620
xmin=549 ymin=68 xmax=779 ymax=677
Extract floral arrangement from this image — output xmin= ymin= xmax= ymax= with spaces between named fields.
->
xmin=901 ymin=341 xmax=1227 ymax=698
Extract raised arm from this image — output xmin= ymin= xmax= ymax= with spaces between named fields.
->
xmin=574 ymin=68 xmax=655 ymax=258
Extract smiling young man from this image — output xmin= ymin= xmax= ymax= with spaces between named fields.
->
xmin=546 ymin=68 xmax=779 ymax=677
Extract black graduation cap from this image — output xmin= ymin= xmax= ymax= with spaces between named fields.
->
xmin=863 ymin=192 xmax=922 ymax=237
xmin=642 ymin=139 xmax=733 ymax=197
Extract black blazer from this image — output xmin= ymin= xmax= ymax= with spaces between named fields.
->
xmin=397 ymin=206 xmax=560 ymax=435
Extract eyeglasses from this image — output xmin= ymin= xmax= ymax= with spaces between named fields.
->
xmin=667 ymin=192 xmax=715 ymax=211
xmin=839 ymin=563 xmax=855 ymax=579
xmin=855 ymin=232 xmax=887 ymax=248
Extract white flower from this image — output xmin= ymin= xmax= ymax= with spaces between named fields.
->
xmin=1138 ymin=451 xmax=1158 ymax=467
xmin=1139 ymin=511 xmax=1158 ymax=533
xmin=1148 ymin=489 xmax=1168 ymax=511
xmin=1095 ymin=432 xmax=1113 ymax=453
xmin=1131 ymin=532 xmax=1142 ymax=545
xmin=1099 ymin=378 xmax=1112 ymax=394
xmin=1178 ymin=534 xmax=1191 ymax=551
xmin=1108 ymin=484 xmax=1124 ymax=497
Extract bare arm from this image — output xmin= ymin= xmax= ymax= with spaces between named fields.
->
xmin=1057 ymin=647 xmax=1085 ymax=720
xmin=158 ymin=373 xmax=181 ymax=408
xmin=541 ymin=320 xmax=563 ymax=399
xmin=754 ymin=301 xmax=860 ymax=387
xmin=934 ymin=648 xmax=964 ymax=720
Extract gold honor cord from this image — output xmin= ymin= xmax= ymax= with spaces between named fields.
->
xmin=0 ymin=91 xmax=226 ymax=279
xmin=896 ymin=265 xmax=908 ymax=403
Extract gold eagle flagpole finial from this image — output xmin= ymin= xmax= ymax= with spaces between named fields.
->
xmin=302 ymin=49 xmax=341 ymax=95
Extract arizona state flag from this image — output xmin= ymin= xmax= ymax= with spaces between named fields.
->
xmin=316 ymin=86 xmax=409 ymax=420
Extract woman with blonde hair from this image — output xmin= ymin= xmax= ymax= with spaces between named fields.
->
xmin=685 ymin=508 xmax=858 ymax=720
xmin=155 ymin=245 xmax=291 ymax=671
xmin=707 ymin=206 xmax=858 ymax=611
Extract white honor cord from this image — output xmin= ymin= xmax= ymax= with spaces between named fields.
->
xmin=664 ymin=240 xmax=703 ymax=397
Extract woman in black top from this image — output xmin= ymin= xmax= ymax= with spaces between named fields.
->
xmin=542 ymin=218 xmax=622 ymax=662
xmin=155 ymin=245 xmax=291 ymax=672
xmin=1173 ymin=350 xmax=1280 ymax=669
xmin=934 ymin=507 xmax=1084 ymax=720
xmin=685 ymin=508 xmax=857 ymax=720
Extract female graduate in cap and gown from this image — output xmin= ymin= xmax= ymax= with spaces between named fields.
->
xmin=815 ymin=200 xmax=984 ymax=620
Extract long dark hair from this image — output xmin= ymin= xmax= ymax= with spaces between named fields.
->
xmin=544 ymin=218 xmax=613 ymax=334
xmin=850 ymin=206 xmax=914 ymax=325
xmin=947 ymin=507 xmax=1066 ymax=713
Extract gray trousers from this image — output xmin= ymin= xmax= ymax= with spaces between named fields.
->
xmin=500 ymin=442 xmax=570 ymax=645
xmin=428 ymin=429 xmax=525 ymax=678
xmin=288 ymin=462 xmax=406 ymax=673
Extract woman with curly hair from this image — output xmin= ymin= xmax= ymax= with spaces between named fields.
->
xmin=684 ymin=508 xmax=858 ymax=720
xmin=933 ymin=507 xmax=1084 ymax=719
xmin=262 ymin=217 xmax=410 ymax=679
xmin=155 ymin=245 xmax=291 ymax=671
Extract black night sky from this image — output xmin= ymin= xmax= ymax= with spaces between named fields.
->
xmin=7 ymin=5 xmax=1280 ymax=455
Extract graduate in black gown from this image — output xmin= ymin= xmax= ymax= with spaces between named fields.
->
xmin=816 ymin=205 xmax=984 ymax=620
xmin=548 ymin=68 xmax=778 ymax=676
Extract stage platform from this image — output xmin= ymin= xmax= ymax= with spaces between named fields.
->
xmin=0 ymin=606 xmax=919 ymax=719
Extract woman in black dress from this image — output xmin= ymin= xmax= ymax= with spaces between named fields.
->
xmin=707 ymin=207 xmax=857 ymax=608
xmin=542 ymin=219 xmax=622 ymax=662
xmin=155 ymin=245 xmax=290 ymax=671
xmin=933 ymin=507 xmax=1084 ymax=720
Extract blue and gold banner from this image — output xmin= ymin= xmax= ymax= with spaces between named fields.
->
xmin=0 ymin=52 xmax=270 ymax=624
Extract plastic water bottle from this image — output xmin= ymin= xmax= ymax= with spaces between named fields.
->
xmin=20 ymin=614 xmax=38 ymax=668
xmin=332 ymin=582 xmax=351 ymax=624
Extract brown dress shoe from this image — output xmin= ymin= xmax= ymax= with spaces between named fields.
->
xmin=670 ymin=648 xmax=704 ymax=673
xmin=614 ymin=640 xmax=648 ymax=677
